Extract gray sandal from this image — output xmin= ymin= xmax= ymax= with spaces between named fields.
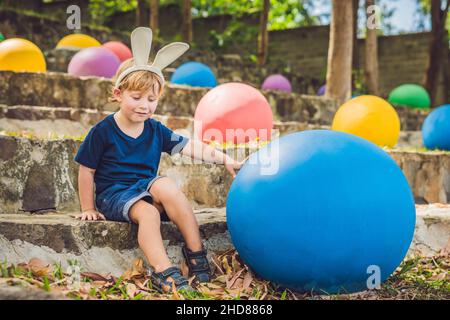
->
xmin=150 ymin=266 xmax=194 ymax=293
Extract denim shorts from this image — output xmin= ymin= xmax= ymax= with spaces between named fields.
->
xmin=95 ymin=175 xmax=170 ymax=223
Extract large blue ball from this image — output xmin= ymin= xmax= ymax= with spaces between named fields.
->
xmin=227 ymin=130 xmax=416 ymax=294
xmin=170 ymin=61 xmax=217 ymax=87
xmin=422 ymin=104 xmax=450 ymax=151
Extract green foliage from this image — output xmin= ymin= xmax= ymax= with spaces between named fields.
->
xmin=268 ymin=0 xmax=321 ymax=30
xmin=376 ymin=0 xmax=400 ymax=35
xmin=86 ymin=0 xmax=321 ymax=31
xmin=352 ymin=68 xmax=367 ymax=95
xmin=208 ymin=20 xmax=258 ymax=54
xmin=88 ymin=0 xmax=137 ymax=25
xmin=192 ymin=0 xmax=321 ymax=30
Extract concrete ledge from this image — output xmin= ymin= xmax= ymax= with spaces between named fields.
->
xmin=0 ymin=206 xmax=447 ymax=276
xmin=0 ymin=208 xmax=230 ymax=276
xmin=409 ymin=204 xmax=450 ymax=257
xmin=390 ymin=151 xmax=450 ymax=204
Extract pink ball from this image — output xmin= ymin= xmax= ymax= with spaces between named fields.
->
xmin=194 ymin=82 xmax=273 ymax=144
xmin=68 ymin=47 xmax=121 ymax=78
xmin=262 ymin=74 xmax=292 ymax=93
xmin=102 ymin=41 xmax=132 ymax=62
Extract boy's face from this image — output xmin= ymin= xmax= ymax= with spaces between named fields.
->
xmin=113 ymin=87 xmax=159 ymax=123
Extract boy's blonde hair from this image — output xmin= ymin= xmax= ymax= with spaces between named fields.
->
xmin=109 ymin=58 xmax=164 ymax=103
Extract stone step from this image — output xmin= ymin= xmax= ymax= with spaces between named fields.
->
xmin=0 ymin=205 xmax=448 ymax=276
xmin=0 ymin=71 xmax=340 ymax=125
xmin=0 ymin=134 xmax=449 ymax=214
xmin=0 ymin=71 xmax=427 ymax=129
xmin=0 ymin=207 xmax=229 ymax=276
xmin=0 ymin=104 xmax=423 ymax=148
xmin=0 ymin=104 xmax=327 ymax=138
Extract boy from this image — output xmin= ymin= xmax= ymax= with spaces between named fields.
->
xmin=74 ymin=28 xmax=245 ymax=293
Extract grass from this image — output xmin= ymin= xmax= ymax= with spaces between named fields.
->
xmin=0 ymin=251 xmax=448 ymax=300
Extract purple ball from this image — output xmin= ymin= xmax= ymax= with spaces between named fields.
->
xmin=317 ymin=84 xmax=326 ymax=96
xmin=68 ymin=47 xmax=121 ymax=78
xmin=262 ymin=74 xmax=292 ymax=93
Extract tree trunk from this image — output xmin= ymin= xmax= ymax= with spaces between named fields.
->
xmin=352 ymin=0 xmax=360 ymax=89
xmin=182 ymin=0 xmax=193 ymax=43
xmin=136 ymin=0 xmax=147 ymax=27
xmin=258 ymin=0 xmax=270 ymax=66
xmin=150 ymin=0 xmax=159 ymax=37
xmin=325 ymin=0 xmax=354 ymax=102
xmin=365 ymin=0 xmax=379 ymax=95
xmin=424 ymin=0 xmax=449 ymax=107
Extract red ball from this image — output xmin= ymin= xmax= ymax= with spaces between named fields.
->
xmin=194 ymin=83 xmax=273 ymax=144
xmin=102 ymin=41 xmax=132 ymax=62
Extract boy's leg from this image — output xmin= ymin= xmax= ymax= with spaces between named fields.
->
xmin=129 ymin=200 xmax=172 ymax=273
xmin=149 ymin=177 xmax=203 ymax=252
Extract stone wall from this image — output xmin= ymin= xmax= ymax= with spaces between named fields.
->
xmin=0 ymin=135 xmax=449 ymax=215
xmin=0 ymin=71 xmax=341 ymax=125
xmin=44 ymin=49 xmax=323 ymax=95
xmin=0 ymin=135 xmax=235 ymax=213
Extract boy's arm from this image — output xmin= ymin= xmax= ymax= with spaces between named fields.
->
xmin=180 ymin=139 xmax=247 ymax=178
xmin=77 ymin=165 xmax=105 ymax=220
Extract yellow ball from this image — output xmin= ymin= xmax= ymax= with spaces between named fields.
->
xmin=332 ymin=95 xmax=400 ymax=147
xmin=0 ymin=38 xmax=46 ymax=72
xmin=56 ymin=34 xmax=101 ymax=49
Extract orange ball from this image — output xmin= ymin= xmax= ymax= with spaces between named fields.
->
xmin=332 ymin=95 xmax=401 ymax=147
xmin=0 ymin=38 xmax=46 ymax=72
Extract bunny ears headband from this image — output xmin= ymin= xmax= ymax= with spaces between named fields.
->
xmin=114 ymin=27 xmax=190 ymax=88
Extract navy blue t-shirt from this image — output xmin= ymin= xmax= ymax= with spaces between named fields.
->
xmin=74 ymin=113 xmax=189 ymax=198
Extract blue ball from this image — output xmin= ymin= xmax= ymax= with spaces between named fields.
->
xmin=227 ymin=130 xmax=416 ymax=294
xmin=422 ymin=104 xmax=450 ymax=151
xmin=170 ymin=61 xmax=217 ymax=87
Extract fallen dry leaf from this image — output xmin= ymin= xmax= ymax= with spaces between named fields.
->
xmin=222 ymin=256 xmax=232 ymax=275
xmin=231 ymin=254 xmax=241 ymax=273
xmin=226 ymin=268 xmax=245 ymax=289
xmin=122 ymin=259 xmax=146 ymax=281
xmin=211 ymin=256 xmax=225 ymax=275
xmin=28 ymin=258 xmax=52 ymax=277
xmin=242 ymin=271 xmax=253 ymax=292
xmin=81 ymin=272 xmax=110 ymax=282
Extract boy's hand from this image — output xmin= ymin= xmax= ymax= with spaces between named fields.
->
xmin=225 ymin=156 xmax=249 ymax=179
xmin=75 ymin=209 xmax=106 ymax=221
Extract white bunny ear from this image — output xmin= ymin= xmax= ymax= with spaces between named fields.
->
xmin=152 ymin=42 xmax=190 ymax=70
xmin=131 ymin=27 xmax=153 ymax=67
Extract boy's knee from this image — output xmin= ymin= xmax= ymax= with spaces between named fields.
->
xmin=149 ymin=177 xmax=182 ymax=203
xmin=130 ymin=200 xmax=161 ymax=224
